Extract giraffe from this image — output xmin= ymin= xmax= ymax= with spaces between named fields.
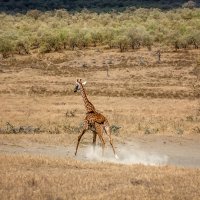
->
xmin=74 ymin=79 xmax=118 ymax=159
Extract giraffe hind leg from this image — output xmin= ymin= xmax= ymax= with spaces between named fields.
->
xmin=92 ymin=131 xmax=97 ymax=152
xmin=95 ymin=123 xmax=105 ymax=157
xmin=104 ymin=126 xmax=119 ymax=159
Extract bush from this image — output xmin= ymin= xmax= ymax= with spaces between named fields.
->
xmin=165 ymin=28 xmax=193 ymax=50
xmin=55 ymin=9 xmax=70 ymax=18
xmin=39 ymin=33 xmax=61 ymax=53
xmin=15 ymin=39 xmax=30 ymax=55
xmin=187 ymin=30 xmax=200 ymax=49
xmin=127 ymin=27 xmax=152 ymax=50
xmin=0 ymin=38 xmax=13 ymax=58
xmin=142 ymin=34 xmax=153 ymax=50
xmin=104 ymin=28 xmax=117 ymax=48
xmin=91 ymin=30 xmax=103 ymax=47
xmin=26 ymin=9 xmax=42 ymax=20
xmin=29 ymin=36 xmax=40 ymax=50
xmin=76 ymin=30 xmax=91 ymax=48
xmin=115 ymin=35 xmax=129 ymax=52
xmin=127 ymin=28 xmax=142 ymax=49
xmin=1 ymin=7 xmax=200 ymax=55
xmin=67 ymin=31 xmax=79 ymax=50
xmin=67 ymin=29 xmax=91 ymax=50
xmin=169 ymin=33 xmax=188 ymax=50
xmin=58 ymin=29 xmax=69 ymax=49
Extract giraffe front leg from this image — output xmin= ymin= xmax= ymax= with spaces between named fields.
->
xmin=75 ymin=120 xmax=88 ymax=156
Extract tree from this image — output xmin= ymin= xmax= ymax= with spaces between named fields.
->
xmin=182 ymin=1 xmax=197 ymax=9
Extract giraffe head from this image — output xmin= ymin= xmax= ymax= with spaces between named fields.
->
xmin=74 ymin=79 xmax=87 ymax=92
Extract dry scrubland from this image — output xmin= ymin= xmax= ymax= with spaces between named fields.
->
xmin=0 ymin=48 xmax=200 ymax=139
xmin=0 ymin=7 xmax=200 ymax=200
xmin=0 ymin=46 xmax=200 ymax=199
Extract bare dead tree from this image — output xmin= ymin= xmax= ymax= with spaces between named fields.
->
xmin=105 ymin=58 xmax=112 ymax=77
xmin=106 ymin=64 xmax=110 ymax=77
xmin=156 ymin=50 xmax=161 ymax=63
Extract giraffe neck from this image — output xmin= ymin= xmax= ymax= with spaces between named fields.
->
xmin=80 ymin=83 xmax=96 ymax=113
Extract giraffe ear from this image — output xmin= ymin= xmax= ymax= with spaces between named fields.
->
xmin=82 ymin=81 xmax=87 ymax=85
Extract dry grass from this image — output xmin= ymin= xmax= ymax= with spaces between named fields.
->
xmin=0 ymin=47 xmax=200 ymax=199
xmin=0 ymin=154 xmax=200 ymax=200
xmin=0 ymin=48 xmax=200 ymax=141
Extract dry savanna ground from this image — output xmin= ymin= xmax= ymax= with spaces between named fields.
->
xmin=0 ymin=47 xmax=200 ymax=199
xmin=0 ymin=154 xmax=200 ymax=200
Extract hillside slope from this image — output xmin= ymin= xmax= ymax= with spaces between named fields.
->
xmin=0 ymin=0 xmax=197 ymax=12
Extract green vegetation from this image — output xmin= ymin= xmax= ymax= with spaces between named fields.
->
xmin=0 ymin=8 xmax=200 ymax=57
xmin=1 ymin=0 xmax=198 ymax=12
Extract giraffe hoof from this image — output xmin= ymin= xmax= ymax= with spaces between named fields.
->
xmin=115 ymin=154 xmax=119 ymax=160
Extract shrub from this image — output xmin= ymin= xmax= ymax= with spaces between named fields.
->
xmin=0 ymin=38 xmax=13 ymax=58
xmin=67 ymin=29 xmax=92 ymax=50
xmin=127 ymin=28 xmax=142 ymax=49
xmin=15 ymin=39 xmax=30 ymax=55
xmin=58 ymin=29 xmax=69 ymax=49
xmin=91 ymin=30 xmax=103 ymax=47
xmin=104 ymin=28 xmax=117 ymax=48
xmin=166 ymin=29 xmax=191 ymax=50
xmin=67 ymin=31 xmax=79 ymax=50
xmin=187 ymin=30 xmax=200 ymax=49
xmin=76 ymin=30 xmax=91 ymax=48
xmin=1 ymin=7 xmax=200 ymax=55
xmin=172 ymin=36 xmax=188 ymax=50
xmin=39 ymin=33 xmax=61 ymax=53
xmin=55 ymin=9 xmax=70 ymax=18
xmin=115 ymin=35 xmax=129 ymax=52
xmin=26 ymin=9 xmax=42 ymax=20
xmin=29 ymin=36 xmax=40 ymax=50
xmin=142 ymin=34 xmax=153 ymax=50
xmin=127 ymin=27 xmax=151 ymax=49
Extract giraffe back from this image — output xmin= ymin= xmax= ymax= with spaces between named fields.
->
xmin=85 ymin=112 xmax=107 ymax=125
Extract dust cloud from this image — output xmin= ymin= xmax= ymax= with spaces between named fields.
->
xmin=84 ymin=144 xmax=168 ymax=166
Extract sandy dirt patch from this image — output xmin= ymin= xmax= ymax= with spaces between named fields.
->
xmin=1 ymin=135 xmax=200 ymax=168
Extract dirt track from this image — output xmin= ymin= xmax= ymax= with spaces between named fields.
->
xmin=1 ymin=135 xmax=200 ymax=168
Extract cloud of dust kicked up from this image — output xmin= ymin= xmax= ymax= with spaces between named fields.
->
xmin=84 ymin=144 xmax=168 ymax=166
